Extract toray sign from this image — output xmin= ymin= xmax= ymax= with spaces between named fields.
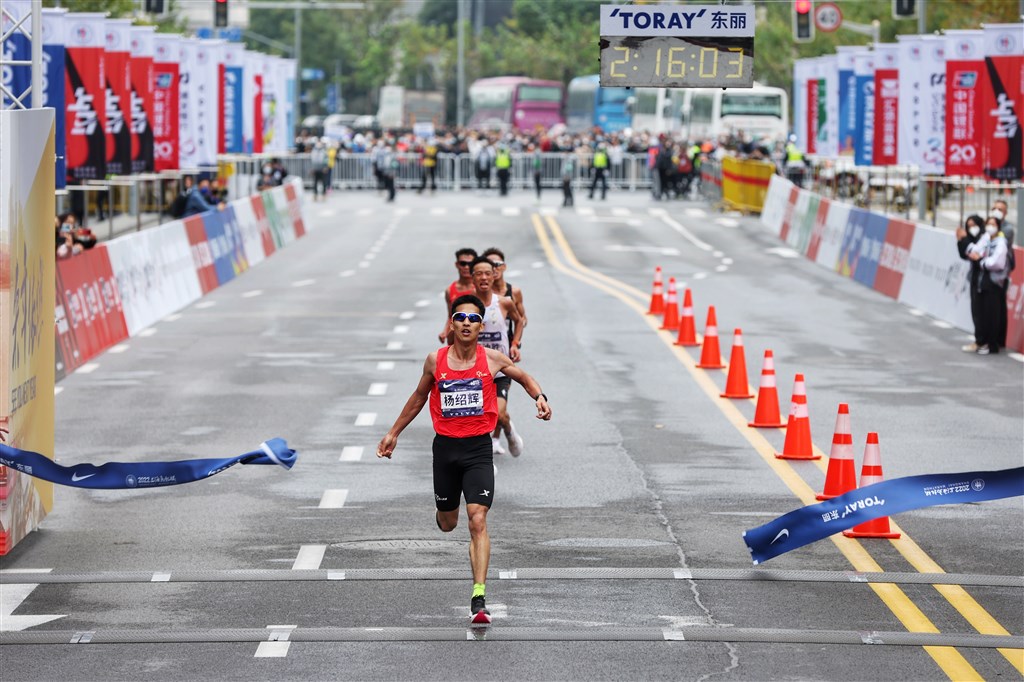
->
xmin=600 ymin=4 xmax=754 ymax=37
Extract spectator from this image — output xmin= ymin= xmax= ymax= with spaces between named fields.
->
xmin=310 ymin=142 xmax=329 ymax=202
xmin=956 ymin=214 xmax=986 ymax=352
xmin=991 ymin=199 xmax=1015 ymax=247
xmin=182 ymin=178 xmax=223 ymax=217
xmin=967 ymin=215 xmax=1010 ymax=355
xmin=55 ymin=215 xmax=82 ymax=259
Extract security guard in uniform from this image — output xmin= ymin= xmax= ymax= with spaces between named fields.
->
xmin=589 ymin=143 xmax=609 ymax=200
xmin=419 ymin=138 xmax=439 ymax=193
xmin=495 ymin=145 xmax=512 ymax=196
xmin=785 ymin=135 xmax=809 ymax=188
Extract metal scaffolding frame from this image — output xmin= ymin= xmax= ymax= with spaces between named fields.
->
xmin=0 ymin=0 xmax=43 ymax=110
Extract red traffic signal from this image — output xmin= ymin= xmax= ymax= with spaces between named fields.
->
xmin=214 ymin=0 xmax=229 ymax=28
xmin=793 ymin=0 xmax=814 ymax=43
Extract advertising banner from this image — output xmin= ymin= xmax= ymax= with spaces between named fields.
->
xmin=250 ymin=194 xmax=275 ymax=256
xmin=200 ymin=208 xmax=241 ymax=287
xmin=128 ymin=25 xmax=156 ymax=174
xmin=42 ymin=9 xmax=67 ymax=188
xmin=806 ymin=78 xmax=819 ymax=155
xmin=853 ymin=50 xmax=875 ymax=166
xmin=261 ymin=55 xmax=279 ymax=153
xmin=64 ymin=12 xmax=107 ymax=183
xmin=814 ymin=198 xmax=851 ymax=271
xmin=54 ymin=246 xmax=129 ymax=365
xmin=759 ymin=174 xmax=791 ymax=236
xmin=918 ymin=36 xmax=947 ymax=175
xmin=178 ymin=38 xmax=199 ymax=169
xmin=791 ymin=59 xmax=809 ymax=152
xmin=184 ymin=215 xmax=219 ymax=294
xmin=105 ymin=220 xmax=201 ymax=336
xmin=193 ymin=40 xmax=223 ymax=168
xmin=103 ymin=19 xmax=133 ymax=176
xmin=242 ymin=51 xmax=258 ymax=153
xmin=280 ymin=58 xmax=296 ymax=153
xmin=820 ymin=55 xmax=839 ymax=158
xmin=836 ymin=47 xmax=857 ymax=157
xmin=874 ymin=218 xmax=916 ymax=299
xmin=896 ymin=35 xmax=924 ymax=167
xmin=897 ymin=224 xmax=974 ymax=331
xmin=283 ymin=179 xmax=306 ymax=238
xmin=222 ymin=44 xmax=245 ymax=154
xmin=1007 ymin=246 xmax=1024 ymax=354
xmin=804 ymin=196 xmax=831 ymax=263
xmin=872 ymin=44 xmax=899 ymax=166
xmin=850 ymin=212 xmax=888 ymax=289
xmin=0 ymin=109 xmax=56 ymax=555
xmin=152 ymin=34 xmax=179 ymax=172
xmin=944 ymin=30 xmax=985 ymax=177
xmin=981 ymin=24 xmax=1024 ymax=182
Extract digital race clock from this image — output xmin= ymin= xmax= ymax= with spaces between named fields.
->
xmin=599 ymin=35 xmax=754 ymax=88
xmin=599 ymin=4 xmax=755 ymax=88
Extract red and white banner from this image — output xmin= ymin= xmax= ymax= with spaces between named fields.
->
xmin=64 ymin=12 xmax=107 ymax=183
xmin=178 ymin=38 xmax=199 ymax=169
xmin=103 ymin=18 xmax=133 ymax=176
xmin=128 ymin=25 xmax=156 ymax=174
xmin=152 ymin=34 xmax=180 ymax=172
xmin=981 ymin=24 xmax=1024 ymax=182
xmin=806 ymin=78 xmax=819 ymax=155
xmin=194 ymin=40 xmax=224 ymax=168
xmin=872 ymin=44 xmax=899 ymax=166
xmin=944 ymin=30 xmax=986 ymax=177
xmin=55 ymin=246 xmax=129 ymax=368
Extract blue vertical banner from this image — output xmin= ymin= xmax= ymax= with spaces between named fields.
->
xmin=854 ymin=50 xmax=875 ymax=167
xmin=836 ymin=47 xmax=857 ymax=157
xmin=223 ymin=65 xmax=244 ymax=153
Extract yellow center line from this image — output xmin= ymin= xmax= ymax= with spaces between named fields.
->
xmin=534 ymin=213 xmax=1017 ymax=680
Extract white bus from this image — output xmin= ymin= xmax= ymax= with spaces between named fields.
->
xmin=628 ymin=87 xmax=687 ymax=136
xmin=680 ymin=84 xmax=789 ymax=144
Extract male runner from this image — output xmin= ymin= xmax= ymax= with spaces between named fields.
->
xmin=377 ymin=295 xmax=551 ymax=623
xmin=438 ymin=247 xmax=479 ymax=344
xmin=482 ymin=247 xmax=527 ymax=456
xmin=469 ymin=257 xmax=524 ymax=456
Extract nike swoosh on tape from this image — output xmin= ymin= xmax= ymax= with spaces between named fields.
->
xmin=770 ymin=528 xmax=789 ymax=545
xmin=71 ymin=472 xmax=97 ymax=482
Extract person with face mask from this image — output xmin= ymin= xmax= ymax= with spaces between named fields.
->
xmin=990 ymin=199 xmax=1014 ymax=247
xmin=956 ymin=214 xmax=986 ymax=352
xmin=966 ymin=216 xmax=1009 ymax=355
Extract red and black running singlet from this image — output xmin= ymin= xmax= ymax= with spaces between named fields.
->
xmin=429 ymin=345 xmax=498 ymax=438
xmin=448 ymin=281 xmax=475 ymax=303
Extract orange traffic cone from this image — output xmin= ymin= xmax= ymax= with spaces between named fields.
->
xmin=674 ymin=288 xmax=699 ymax=346
xmin=720 ymin=329 xmax=755 ymax=398
xmin=647 ymin=266 xmax=664 ymax=316
xmin=816 ymin=404 xmax=857 ymax=500
xmin=748 ymin=350 xmax=786 ymax=428
xmin=843 ymin=433 xmax=901 ymax=539
xmin=775 ymin=374 xmax=819 ymax=460
xmin=696 ymin=306 xmax=725 ymax=369
xmin=660 ymin=277 xmax=680 ymax=331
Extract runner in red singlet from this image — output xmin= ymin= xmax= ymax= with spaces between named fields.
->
xmin=378 ymin=294 xmax=551 ymax=623
xmin=437 ymin=247 xmax=478 ymax=344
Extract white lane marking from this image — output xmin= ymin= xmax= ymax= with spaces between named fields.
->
xmin=611 ymin=207 xmax=630 ymax=217
xmin=765 ymin=247 xmax=800 ymax=259
xmin=355 ymin=413 xmax=377 ymax=426
xmin=430 ymin=207 xmax=447 ymax=216
xmin=369 ymin=245 xmax=382 ymax=254
xmin=393 ymin=325 xmax=409 ymax=334
xmin=339 ymin=270 xmax=356 ymax=277
xmin=386 ymin=341 xmax=403 ymax=351
xmin=908 ymin=308 xmax=926 ymax=317
xmin=1009 ymin=352 xmax=1024 ymax=363
xmin=54 ymin=386 xmax=64 ymax=396
xmin=692 ymin=272 xmax=709 ymax=280
xmin=319 ymin=489 xmax=349 ymax=508
xmin=648 ymin=207 xmax=668 ymax=217
xmin=931 ymin=320 xmax=953 ymax=329
xmin=108 ymin=344 xmax=129 ymax=353
xmin=292 ymin=279 xmax=316 ymax=288
xmin=685 ymin=208 xmax=707 ymax=218
xmin=377 ymin=361 xmax=395 ymax=371
xmin=317 ymin=209 xmax=337 ymax=218
xmin=195 ymin=301 xmax=217 ymax=309
xmin=0 ymin=569 xmax=65 ymax=631
xmin=501 ymin=207 xmax=520 ymax=216
xmin=715 ymin=265 xmax=729 ymax=273
xmin=415 ymin=299 xmax=431 ymax=308
xmin=292 ymin=545 xmax=327 ymax=570
xmin=164 ymin=313 xmax=183 ymax=322
xmin=248 ymin=352 xmax=334 ymax=359
xmin=368 ymin=383 xmax=388 ymax=396
xmin=712 ymin=250 xmax=725 ymax=258
xmin=575 ymin=206 xmax=595 ymax=216
xmin=357 ymin=208 xmax=373 ymax=216
xmin=254 ymin=625 xmax=297 ymax=658
xmin=715 ymin=217 xmax=739 ymax=228
xmin=399 ymin=311 xmax=415 ymax=320
xmin=242 ymin=290 xmax=263 ymax=298
xmin=539 ymin=207 xmax=558 ymax=216
xmin=78 ymin=363 xmax=100 ymax=374
xmin=340 ymin=446 xmax=364 ymax=462
xmin=466 ymin=207 xmax=483 ymax=216
xmin=358 ymin=261 xmax=371 ymax=268
xmin=394 ymin=207 xmax=410 ymax=216
xmin=657 ymin=214 xmax=713 ymax=252
xmin=180 ymin=426 xmax=219 ymax=436
xmin=604 ymin=244 xmax=680 ymax=256
xmin=531 ymin=261 xmax=545 ymax=268
xmin=138 ymin=328 xmax=158 ymax=337
xmin=721 ymin=257 xmax=734 ymax=265
xmin=365 ymin=253 xmax=377 ymax=261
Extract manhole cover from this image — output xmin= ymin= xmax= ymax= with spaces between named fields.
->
xmin=332 ymin=539 xmax=464 ymax=550
xmin=541 ymin=538 xmax=673 ymax=548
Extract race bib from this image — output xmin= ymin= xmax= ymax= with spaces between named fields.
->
xmin=439 ymin=378 xmax=484 ymax=418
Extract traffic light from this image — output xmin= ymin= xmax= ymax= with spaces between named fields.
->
xmin=214 ymin=0 xmax=229 ymax=28
xmin=793 ymin=0 xmax=814 ymax=43
xmin=144 ymin=0 xmax=166 ymax=14
xmin=892 ymin=0 xmax=917 ymax=19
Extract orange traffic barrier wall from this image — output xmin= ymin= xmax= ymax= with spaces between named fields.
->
xmin=721 ymin=157 xmax=777 ymax=214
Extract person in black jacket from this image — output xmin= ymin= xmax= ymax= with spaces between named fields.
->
xmin=956 ymin=214 xmax=986 ymax=352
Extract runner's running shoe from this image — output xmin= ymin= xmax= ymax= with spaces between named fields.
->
xmin=507 ymin=422 xmax=523 ymax=458
xmin=491 ymin=437 xmax=505 ymax=455
xmin=470 ymin=596 xmax=491 ymax=624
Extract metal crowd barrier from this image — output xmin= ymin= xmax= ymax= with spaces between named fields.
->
xmin=699 ymin=160 xmax=724 ymax=207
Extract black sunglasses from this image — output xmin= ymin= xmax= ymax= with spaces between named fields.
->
xmin=457 ymin=260 xmax=474 ymax=267
xmin=451 ymin=312 xmax=483 ymax=324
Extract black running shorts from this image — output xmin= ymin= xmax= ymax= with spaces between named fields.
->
xmin=494 ymin=375 xmax=512 ymax=400
xmin=432 ymin=433 xmax=495 ymax=511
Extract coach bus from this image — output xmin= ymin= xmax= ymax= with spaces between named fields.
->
xmin=680 ymin=84 xmax=789 ymax=143
xmin=566 ymin=74 xmax=631 ymax=134
xmin=467 ymin=77 xmax=565 ymax=133
xmin=628 ymin=87 xmax=687 ymax=136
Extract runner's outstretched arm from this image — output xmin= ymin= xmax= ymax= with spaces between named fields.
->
xmin=486 ymin=349 xmax=551 ymax=421
xmin=377 ymin=354 xmax=437 ymax=458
